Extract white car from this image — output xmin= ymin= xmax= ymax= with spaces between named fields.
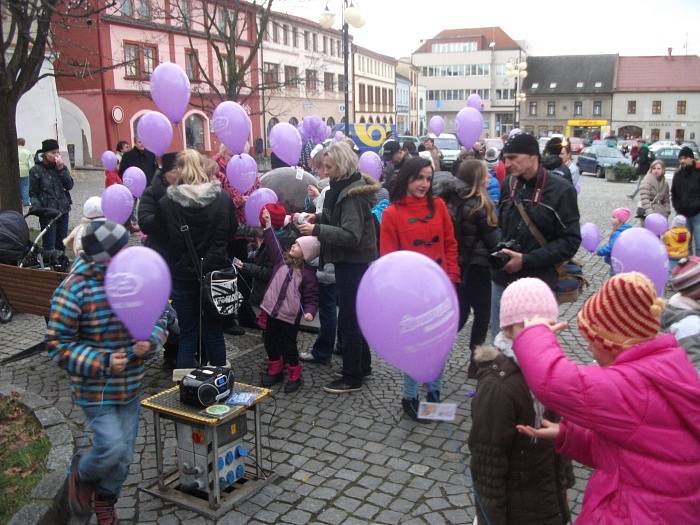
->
xmin=649 ymin=140 xmax=676 ymax=153
xmin=425 ymin=133 xmax=461 ymax=171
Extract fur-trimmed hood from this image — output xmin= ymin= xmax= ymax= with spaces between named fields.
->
xmin=343 ymin=173 xmax=382 ymax=202
xmin=474 ymin=344 xmax=501 ymax=363
xmin=167 ymin=181 xmax=221 ymax=208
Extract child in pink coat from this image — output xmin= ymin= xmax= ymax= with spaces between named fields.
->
xmin=510 ymin=272 xmax=700 ymax=524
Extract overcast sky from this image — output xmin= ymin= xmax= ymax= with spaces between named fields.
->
xmin=277 ymin=0 xmax=700 ymax=59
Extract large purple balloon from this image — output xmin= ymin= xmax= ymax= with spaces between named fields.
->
xmin=358 ymin=151 xmax=383 ymax=181
xmin=357 ymin=251 xmax=459 ymax=383
xmin=467 ymin=93 xmax=483 ymax=110
xmin=150 ymin=62 xmax=191 ymax=124
xmin=102 ymin=184 xmax=134 ymax=223
xmin=122 ymin=167 xmax=146 ymax=198
xmin=244 ymin=188 xmax=278 ymax=226
xmin=429 ymin=116 xmax=444 ymax=136
xmin=212 ymin=101 xmax=251 ymax=155
xmin=227 ymin=154 xmax=258 ymax=193
xmin=101 ymin=151 xmax=118 ymax=171
xmin=269 ymin=122 xmax=302 ymax=166
xmin=580 ymin=222 xmax=600 ymax=253
xmin=644 ymin=213 xmax=669 ymax=236
xmin=106 ymin=246 xmax=172 ymax=340
xmin=455 ymin=107 xmax=483 ymax=148
xmin=136 ymin=111 xmax=173 ymax=156
xmin=334 ymin=130 xmax=345 ymax=142
xmin=611 ymin=227 xmax=669 ymax=295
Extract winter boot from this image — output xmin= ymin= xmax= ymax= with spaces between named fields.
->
xmin=467 ymin=348 xmax=478 ymax=379
xmin=261 ymin=357 xmax=284 ymax=387
xmin=401 ymin=398 xmax=428 ymax=423
xmin=66 ymin=454 xmax=94 ymax=517
xmin=426 ymin=390 xmax=441 ymax=403
xmin=94 ymin=493 xmax=119 ymax=525
xmin=284 ymin=363 xmax=303 ymax=393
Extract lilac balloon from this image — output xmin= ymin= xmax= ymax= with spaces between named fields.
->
xmin=611 ymin=227 xmax=669 ymax=295
xmin=106 ymin=246 xmax=172 ymax=340
xmin=297 ymin=122 xmax=307 ymax=140
xmin=136 ymin=111 xmax=173 ymax=156
xmin=101 ymin=184 xmax=134 ymax=223
xmin=269 ymin=122 xmax=302 ymax=166
xmin=101 ymin=151 xmax=118 ymax=171
xmin=244 ymin=188 xmax=278 ymax=226
xmin=122 ymin=167 xmax=147 ymax=198
xmin=227 ymin=154 xmax=258 ymax=193
xmin=212 ymin=101 xmax=251 ymax=155
xmin=455 ymin=107 xmax=483 ymax=148
xmin=356 ymin=251 xmax=459 ymax=383
xmin=429 ymin=116 xmax=444 ymax=136
xmin=150 ymin=62 xmax=191 ymax=124
xmin=575 ymin=181 xmax=581 ymax=194
xmin=580 ymin=222 xmax=600 ymax=253
xmin=334 ymin=130 xmax=345 ymax=141
xmin=644 ymin=213 xmax=669 ymax=236
xmin=325 ymin=125 xmax=332 ymax=140
xmin=358 ymin=151 xmax=383 ymax=181
xmin=467 ymin=93 xmax=483 ymax=110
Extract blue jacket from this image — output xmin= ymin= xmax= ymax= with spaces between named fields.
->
xmin=487 ymin=173 xmax=500 ymax=206
xmin=596 ymin=223 xmax=632 ymax=265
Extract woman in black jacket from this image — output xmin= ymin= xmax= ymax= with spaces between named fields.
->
xmin=157 ymin=150 xmax=238 ymax=368
xmin=444 ymin=160 xmax=500 ymax=377
xmin=138 ymin=152 xmax=178 ymax=257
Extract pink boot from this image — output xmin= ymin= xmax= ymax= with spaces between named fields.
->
xmin=284 ymin=363 xmax=303 ymax=393
xmin=261 ymin=358 xmax=283 ymax=387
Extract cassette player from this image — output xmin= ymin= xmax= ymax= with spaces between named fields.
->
xmin=179 ymin=366 xmax=234 ymax=407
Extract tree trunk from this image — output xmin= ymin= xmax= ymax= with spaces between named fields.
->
xmin=0 ymin=95 xmax=21 ymax=212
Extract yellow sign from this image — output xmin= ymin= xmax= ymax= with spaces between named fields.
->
xmin=566 ymin=119 xmax=608 ymax=127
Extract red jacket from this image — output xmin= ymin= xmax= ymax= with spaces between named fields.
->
xmin=380 ymin=195 xmax=460 ymax=283
xmin=105 ymin=170 xmax=122 ymax=188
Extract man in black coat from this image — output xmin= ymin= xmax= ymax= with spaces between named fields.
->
xmin=541 ymin=138 xmax=572 ymax=184
xmin=490 ymin=133 xmax=581 ymax=335
xmin=119 ymin=137 xmax=159 ymax=186
xmin=671 ymin=146 xmax=700 ymax=254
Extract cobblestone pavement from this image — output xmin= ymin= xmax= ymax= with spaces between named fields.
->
xmin=1 ymin=172 xmax=639 ymax=524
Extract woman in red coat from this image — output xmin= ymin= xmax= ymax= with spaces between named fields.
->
xmin=380 ymin=156 xmax=459 ymax=421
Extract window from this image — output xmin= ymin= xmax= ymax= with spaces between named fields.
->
xmin=303 ymin=31 xmax=309 ymax=50
xmin=119 ymin=0 xmax=133 ymax=16
xmin=367 ymin=85 xmax=373 ymax=105
xmin=382 ymin=88 xmax=387 ymax=107
xmin=676 ymin=129 xmax=685 ymax=141
xmin=651 ymin=128 xmax=660 ymax=141
xmin=176 ymin=0 xmax=190 ymax=26
xmin=185 ymin=49 xmax=199 ymax=81
xmin=677 ymin=100 xmax=687 ymax=115
xmin=549 ymin=82 xmax=557 ymax=89
xmin=665 ymin=131 xmax=671 ymax=140
xmin=358 ymin=83 xmax=366 ymax=104
xmin=289 ymin=117 xmax=299 ymax=127
xmin=184 ymin=113 xmax=205 ymax=149
xmin=312 ymin=33 xmax=318 ymax=52
xmin=496 ymin=64 xmax=505 ymax=76
xmin=388 ymin=89 xmax=393 ymax=108
xmin=627 ymin=100 xmax=636 ymax=114
xmin=652 ymin=100 xmax=661 ymax=114
xmin=305 ymin=69 xmax=317 ymax=91
xmin=124 ymin=44 xmax=138 ymax=78
xmin=574 ymin=101 xmax=582 ymax=116
xmin=323 ymin=36 xmax=327 ymax=54
xmin=547 ymin=101 xmax=555 ymax=116
xmin=594 ymin=81 xmax=602 ymax=88
xmin=338 ymin=74 xmax=345 ymax=92
xmin=123 ymin=42 xmax=158 ymax=80
xmin=326 ymin=116 xmax=335 ymax=128
xmin=330 ymin=39 xmax=334 ymax=56
xmin=529 ymin=102 xmax=537 ymax=116
xmin=282 ymin=25 xmax=289 ymax=46
xmin=324 ymin=72 xmax=334 ymax=91
xmin=142 ymin=45 xmax=156 ymax=76
xmin=263 ymin=62 xmax=279 ymax=85
xmin=284 ymin=65 xmax=298 ymax=87
xmin=375 ymin=87 xmax=381 ymax=108
xmin=576 ymin=81 xmax=584 ymax=88
xmin=593 ymin=101 xmax=602 ymax=116
xmin=531 ymin=83 xmax=539 ymax=89
xmin=272 ymin=23 xmax=279 ymax=43
xmin=135 ymin=0 xmax=150 ymax=18
xmin=292 ymin=27 xmax=298 ymax=48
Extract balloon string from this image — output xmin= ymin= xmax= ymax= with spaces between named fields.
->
xmin=268 ymin=227 xmax=308 ymax=318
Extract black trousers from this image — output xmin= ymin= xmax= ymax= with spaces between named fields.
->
xmin=264 ymin=316 xmax=300 ymax=365
xmin=336 ymin=262 xmax=371 ymax=385
xmin=458 ymin=264 xmax=492 ymax=349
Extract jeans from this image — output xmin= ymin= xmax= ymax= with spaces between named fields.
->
xmin=311 ymin=283 xmax=337 ymax=362
xmin=490 ymin=282 xmax=506 ymax=342
xmin=264 ymin=316 xmax=300 ymax=365
xmin=403 ymin=373 xmax=442 ymax=400
xmin=40 ymin=212 xmax=69 ymax=252
xmin=172 ymin=287 xmax=226 ymax=368
xmin=19 ymin=177 xmax=30 ymax=206
xmin=79 ymin=397 xmax=140 ymax=498
xmin=335 ymin=262 xmax=371 ymax=385
xmin=458 ymin=265 xmax=492 ymax=349
xmin=688 ymin=214 xmax=700 ymax=255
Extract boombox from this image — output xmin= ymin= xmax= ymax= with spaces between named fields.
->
xmin=179 ymin=366 xmax=234 ymax=407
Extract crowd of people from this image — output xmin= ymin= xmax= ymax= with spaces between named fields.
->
xmin=20 ymin=128 xmax=700 ymax=524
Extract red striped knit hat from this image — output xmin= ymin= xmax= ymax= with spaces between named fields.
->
xmin=577 ymin=272 xmax=664 ymax=352
xmin=670 ymin=256 xmax=700 ymax=300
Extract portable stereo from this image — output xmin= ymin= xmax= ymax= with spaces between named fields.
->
xmin=179 ymin=366 xmax=234 ymax=407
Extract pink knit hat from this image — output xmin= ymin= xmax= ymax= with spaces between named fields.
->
xmin=295 ymin=236 xmax=320 ymax=262
xmin=500 ymin=278 xmax=559 ymax=329
xmin=612 ymin=207 xmax=631 ymax=223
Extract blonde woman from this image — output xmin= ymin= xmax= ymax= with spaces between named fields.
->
xmin=158 ymin=149 xmax=238 ymax=368
xmin=638 ymin=159 xmax=670 ymax=218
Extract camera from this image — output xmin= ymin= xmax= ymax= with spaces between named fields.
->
xmin=489 ymin=240 xmax=522 ymax=269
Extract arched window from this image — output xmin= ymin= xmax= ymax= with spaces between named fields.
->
xmin=368 ymin=116 xmax=374 ymax=123
xmin=130 ymin=109 xmax=151 ymax=144
xmin=267 ymin=117 xmax=279 ymax=136
xmin=389 ymin=117 xmax=394 ymax=124
xmin=382 ymin=117 xmax=387 ymax=124
xmin=185 ymin=113 xmax=206 ymax=150
xmin=376 ymin=116 xmax=381 ymax=124
xmin=326 ymin=116 xmax=336 ymax=128
xmin=288 ymin=116 xmax=299 ymax=127
xmin=341 ymin=116 xmax=347 ymax=124
xmin=359 ymin=116 xmax=366 ymax=124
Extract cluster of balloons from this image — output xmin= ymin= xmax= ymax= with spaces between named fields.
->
xmin=298 ymin=115 xmax=331 ymax=145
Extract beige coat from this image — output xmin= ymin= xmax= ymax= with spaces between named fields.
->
xmin=638 ymin=172 xmax=671 ymax=217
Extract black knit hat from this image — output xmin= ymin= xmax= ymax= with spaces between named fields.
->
xmin=544 ymin=137 xmax=563 ymax=156
xmin=41 ymin=139 xmax=60 ymax=153
xmin=80 ymin=220 xmax=129 ymax=263
xmin=678 ymin=146 xmax=695 ymax=160
xmin=502 ymin=133 xmax=540 ymax=157
xmin=382 ymin=140 xmax=401 ymax=160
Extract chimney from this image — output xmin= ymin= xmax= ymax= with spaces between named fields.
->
xmin=668 ymin=47 xmax=673 ymax=58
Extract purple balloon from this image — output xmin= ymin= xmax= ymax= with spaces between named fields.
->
xmin=227 ymin=154 xmax=258 ymax=193
xmin=575 ymin=181 xmax=581 ymax=194
xmin=334 ymin=130 xmax=345 ymax=142
xmin=358 ymin=151 xmax=383 ymax=181
xmin=580 ymin=222 xmax=600 ymax=253
xmin=137 ymin=111 xmax=173 ymax=157
xmin=269 ymin=122 xmax=302 ymax=166
xmin=150 ymin=62 xmax=191 ymax=124
xmin=101 ymin=150 xmax=118 ymax=171
xmin=429 ymin=116 xmax=444 ymax=136
xmin=325 ymin=125 xmax=332 ymax=140
xmin=455 ymin=107 xmax=483 ymax=148
xmin=244 ymin=188 xmax=278 ymax=226
xmin=101 ymin=184 xmax=134 ymax=223
xmin=212 ymin=101 xmax=251 ymax=155
xmin=122 ymin=167 xmax=147 ymax=198
xmin=644 ymin=213 xmax=669 ymax=236
xmin=611 ymin=227 xmax=669 ymax=295
xmin=356 ymin=251 xmax=459 ymax=383
xmin=106 ymin=246 xmax=172 ymax=340
xmin=297 ymin=122 xmax=306 ymax=140
xmin=467 ymin=93 xmax=483 ymax=110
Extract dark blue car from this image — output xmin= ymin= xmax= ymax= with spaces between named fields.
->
xmin=577 ymin=145 xmax=631 ymax=178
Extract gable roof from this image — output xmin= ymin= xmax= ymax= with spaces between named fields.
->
xmin=523 ymin=55 xmax=617 ymax=95
xmin=413 ymin=26 xmax=521 ymax=54
xmin=615 ymin=55 xmax=700 ymax=92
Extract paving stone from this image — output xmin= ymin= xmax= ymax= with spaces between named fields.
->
xmin=34 ymin=406 xmax=65 ymax=428
xmin=281 ymin=509 xmax=312 ymax=523
xmin=426 ymin=497 xmax=451 ymax=511
xmin=333 ymin=495 xmax=362 ymax=513
xmin=317 ymin=507 xmax=348 ymax=525
xmin=375 ymin=509 xmax=404 ymax=524
xmin=353 ymin=502 xmax=380 ymax=520
xmin=297 ymin=497 xmax=325 ymax=513
xmin=408 ymin=464 xmax=430 ymax=476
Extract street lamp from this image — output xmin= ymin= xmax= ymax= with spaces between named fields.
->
xmin=319 ymin=2 xmax=364 ymax=136
xmin=505 ymin=59 xmax=527 ymax=127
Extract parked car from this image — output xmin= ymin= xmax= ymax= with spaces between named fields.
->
xmin=568 ymin=137 xmax=585 ymax=155
xmin=654 ymin=146 xmax=682 ymax=171
xmin=577 ymin=145 xmax=632 ymax=178
xmin=425 ymin=133 xmax=461 ymax=170
xmin=649 ymin=140 xmax=676 ymax=153
xmin=484 ymin=138 xmax=504 ymax=154
xmin=399 ymin=135 xmax=420 ymax=151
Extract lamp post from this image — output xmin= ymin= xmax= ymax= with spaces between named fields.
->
xmin=505 ymin=58 xmax=527 ymax=128
xmin=319 ymin=2 xmax=364 ymax=136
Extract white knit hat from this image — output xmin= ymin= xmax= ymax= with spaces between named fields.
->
xmin=83 ymin=196 xmax=103 ymax=219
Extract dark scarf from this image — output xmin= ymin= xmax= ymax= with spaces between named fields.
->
xmin=324 ymin=172 xmax=362 ymax=215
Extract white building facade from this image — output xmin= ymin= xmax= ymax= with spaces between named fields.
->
xmin=396 ymin=74 xmax=411 ymax=134
xmin=353 ymin=45 xmax=396 ymax=126
xmin=417 ymin=85 xmax=427 ymax=136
